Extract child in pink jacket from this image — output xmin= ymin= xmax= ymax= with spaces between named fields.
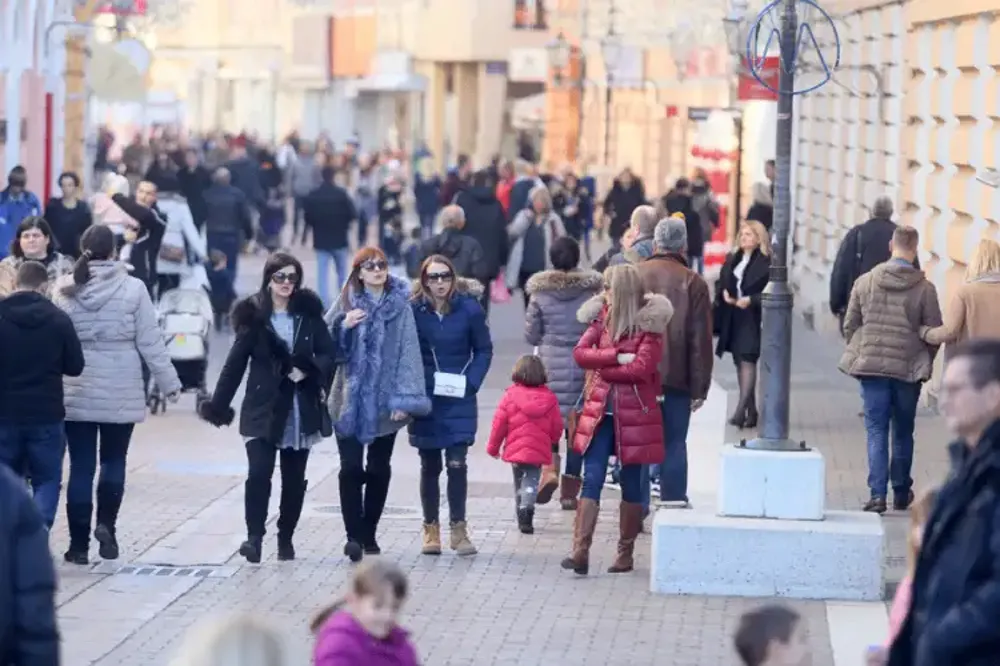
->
xmin=487 ymin=355 xmax=564 ymax=534
xmin=312 ymin=560 xmax=419 ymax=666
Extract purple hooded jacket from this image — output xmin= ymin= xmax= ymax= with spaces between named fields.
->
xmin=314 ymin=611 xmax=419 ymax=666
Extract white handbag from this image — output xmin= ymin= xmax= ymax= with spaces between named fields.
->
xmin=431 ymin=348 xmax=471 ymax=398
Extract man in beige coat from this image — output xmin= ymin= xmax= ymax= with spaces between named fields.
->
xmin=839 ymin=225 xmax=942 ymax=514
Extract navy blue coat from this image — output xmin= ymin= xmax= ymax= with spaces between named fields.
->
xmin=0 ymin=465 xmax=59 ymax=666
xmin=408 ymin=279 xmax=493 ymax=449
xmin=888 ymin=420 xmax=1000 ymax=666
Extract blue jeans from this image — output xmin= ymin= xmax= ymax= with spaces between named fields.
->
xmin=64 ymin=421 xmax=134 ymax=507
xmin=860 ymin=377 xmax=919 ymax=499
xmin=0 ymin=423 xmax=66 ymax=527
xmin=581 ymin=417 xmax=643 ymax=503
xmin=316 ymin=247 xmax=350 ymax=306
xmin=419 ymin=212 xmax=436 ymax=240
xmin=564 ymin=429 xmax=584 ymax=478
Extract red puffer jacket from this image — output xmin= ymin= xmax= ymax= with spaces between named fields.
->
xmin=486 ymin=383 xmax=563 ymax=465
xmin=571 ymin=293 xmax=673 ymax=466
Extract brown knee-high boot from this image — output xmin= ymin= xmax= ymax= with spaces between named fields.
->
xmin=560 ymin=498 xmax=599 ymax=575
xmin=607 ymin=501 xmax=644 ymax=573
xmin=559 ymin=475 xmax=581 ymax=511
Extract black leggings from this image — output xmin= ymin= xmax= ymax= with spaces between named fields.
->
xmin=244 ymin=438 xmax=310 ymax=538
xmin=336 ymin=433 xmax=396 ymax=545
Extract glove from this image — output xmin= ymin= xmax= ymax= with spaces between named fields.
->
xmin=197 ymin=398 xmax=235 ymax=427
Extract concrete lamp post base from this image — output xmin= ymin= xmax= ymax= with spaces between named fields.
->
xmin=649 ymin=445 xmax=885 ymax=601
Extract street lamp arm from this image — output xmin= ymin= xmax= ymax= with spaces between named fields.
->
xmin=821 ymin=64 xmax=887 ymax=123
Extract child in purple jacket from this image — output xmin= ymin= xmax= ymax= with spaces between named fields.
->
xmin=312 ymin=560 xmax=419 ymax=666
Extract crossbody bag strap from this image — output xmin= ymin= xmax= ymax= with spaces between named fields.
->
xmin=430 ymin=348 xmax=472 ymax=374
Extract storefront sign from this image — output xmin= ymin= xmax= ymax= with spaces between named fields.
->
xmin=507 ymin=48 xmax=547 ymax=83
xmin=738 ymin=56 xmax=780 ymax=101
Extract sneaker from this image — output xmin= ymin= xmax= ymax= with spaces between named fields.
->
xmin=893 ymin=490 xmax=915 ymax=512
xmin=863 ymin=497 xmax=887 ymax=514
xmin=656 ymin=499 xmax=692 ymax=510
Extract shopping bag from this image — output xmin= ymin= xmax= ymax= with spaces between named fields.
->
xmin=491 ymin=272 xmax=511 ymax=304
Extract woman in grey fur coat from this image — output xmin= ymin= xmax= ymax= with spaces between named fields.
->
xmin=524 ymin=237 xmax=602 ymax=510
xmin=325 ymin=246 xmax=431 ymax=563
xmin=54 ymin=225 xmax=181 ymax=566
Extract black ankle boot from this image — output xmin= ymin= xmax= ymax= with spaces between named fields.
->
xmin=277 ymin=536 xmax=295 ymax=561
xmin=95 ymin=484 xmax=124 ymax=560
xmin=745 ymin=403 xmax=758 ymax=429
xmin=240 ymin=536 xmax=264 ymax=563
xmin=517 ymin=508 xmax=535 ymax=534
xmin=65 ymin=502 xmax=93 ymax=565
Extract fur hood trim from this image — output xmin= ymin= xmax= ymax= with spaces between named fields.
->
xmin=231 ymin=288 xmax=324 ymax=332
xmin=409 ymin=276 xmax=485 ymax=300
xmin=576 ymin=292 xmax=674 ymax=333
xmin=525 ymin=269 xmax=603 ymax=295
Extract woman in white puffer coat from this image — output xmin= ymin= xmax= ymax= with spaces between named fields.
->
xmin=53 ymin=224 xmax=181 ymax=567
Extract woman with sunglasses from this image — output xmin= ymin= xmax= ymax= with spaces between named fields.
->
xmin=326 ymin=247 xmax=431 ymax=562
xmin=408 ymin=255 xmax=493 ymax=556
xmin=199 ymin=252 xmax=342 ymax=564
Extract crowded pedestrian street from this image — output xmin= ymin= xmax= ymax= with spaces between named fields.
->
xmin=46 ymin=246 xmax=952 ymax=666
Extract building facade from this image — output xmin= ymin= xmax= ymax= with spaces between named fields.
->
xmin=792 ymin=0 xmax=1000 ymax=340
xmin=1 ymin=0 xmax=72 ymax=195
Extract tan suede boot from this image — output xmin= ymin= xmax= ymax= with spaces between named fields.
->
xmin=607 ymin=501 xmax=644 ymax=573
xmin=449 ymin=521 xmax=477 ymax=556
xmin=421 ymin=523 xmax=442 ymax=555
xmin=536 ymin=453 xmax=561 ymax=505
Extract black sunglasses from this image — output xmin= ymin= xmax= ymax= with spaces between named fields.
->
xmin=361 ymin=260 xmax=388 ymax=272
xmin=425 ymin=271 xmax=454 ymax=284
xmin=271 ymin=272 xmax=299 ymax=285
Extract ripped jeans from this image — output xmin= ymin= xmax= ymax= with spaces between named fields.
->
xmin=419 ymin=445 xmax=470 ymax=524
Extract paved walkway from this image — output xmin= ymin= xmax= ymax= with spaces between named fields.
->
xmin=51 ymin=245 xmax=954 ymax=666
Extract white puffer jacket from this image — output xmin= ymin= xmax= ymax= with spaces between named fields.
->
xmin=54 ymin=260 xmax=180 ymax=423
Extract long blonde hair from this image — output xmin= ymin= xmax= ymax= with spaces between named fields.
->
xmin=737 ymin=220 xmax=772 ymax=257
xmin=168 ymin=614 xmax=286 ymax=666
xmin=965 ymin=238 xmax=1000 ymax=281
xmin=603 ymin=264 xmax=646 ymax=342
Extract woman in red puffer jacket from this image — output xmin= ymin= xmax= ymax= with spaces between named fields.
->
xmin=562 ymin=264 xmax=672 ymax=577
xmin=487 ymin=355 xmax=564 ymax=534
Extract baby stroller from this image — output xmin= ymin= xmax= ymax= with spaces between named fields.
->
xmin=147 ymin=282 xmax=214 ymax=415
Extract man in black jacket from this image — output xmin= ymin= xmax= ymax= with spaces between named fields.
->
xmin=0 ymin=464 xmax=59 ymax=666
xmin=204 ymin=168 xmax=254 ymax=285
xmin=829 ymin=195 xmax=914 ymax=323
xmin=887 ymin=338 xmax=1000 ymax=666
xmin=114 ymin=180 xmax=167 ymax=297
xmin=0 ymin=261 xmax=84 ymax=528
xmin=455 ymin=170 xmax=509 ymax=315
xmin=304 ymin=166 xmax=357 ymax=307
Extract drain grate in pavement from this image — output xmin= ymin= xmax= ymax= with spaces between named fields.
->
xmin=90 ymin=562 xmax=238 ymax=578
xmin=312 ymin=505 xmax=419 ymax=516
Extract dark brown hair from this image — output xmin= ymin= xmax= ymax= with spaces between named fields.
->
xmin=414 ymin=254 xmax=458 ymax=313
xmin=339 ymin=246 xmax=389 ymax=310
xmin=10 ymin=216 xmax=54 ymax=258
xmin=733 ymin=604 xmax=801 ymax=666
xmin=310 ymin=560 xmax=409 ymax=634
xmin=73 ymin=225 xmax=116 ymax=286
xmin=511 ymin=354 xmax=547 ymax=387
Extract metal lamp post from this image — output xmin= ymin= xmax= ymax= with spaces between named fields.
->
xmin=600 ymin=31 xmax=623 ymax=167
xmin=745 ymin=0 xmax=801 ymax=452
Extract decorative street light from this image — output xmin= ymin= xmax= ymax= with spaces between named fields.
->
xmin=600 ymin=31 xmax=624 ymax=72
xmin=723 ymin=0 xmax=752 ymax=59
xmin=546 ymin=32 xmax=572 ymax=76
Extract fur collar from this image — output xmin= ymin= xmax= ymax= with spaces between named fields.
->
xmin=576 ymin=292 xmax=674 ymax=333
xmin=231 ymin=288 xmax=324 ymax=332
xmin=409 ymin=276 xmax=485 ymax=300
xmin=343 ymin=274 xmax=412 ymax=317
xmin=525 ymin=269 xmax=603 ymax=295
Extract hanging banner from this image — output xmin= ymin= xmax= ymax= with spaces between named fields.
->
xmin=738 ymin=56 xmax=779 ymax=101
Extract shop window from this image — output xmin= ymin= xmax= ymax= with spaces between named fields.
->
xmin=513 ymin=0 xmax=547 ymax=30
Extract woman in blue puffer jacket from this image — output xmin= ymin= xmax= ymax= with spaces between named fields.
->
xmin=409 ymin=254 xmax=493 ymax=557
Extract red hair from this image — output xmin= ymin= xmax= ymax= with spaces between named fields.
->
xmin=340 ymin=246 xmax=389 ymax=309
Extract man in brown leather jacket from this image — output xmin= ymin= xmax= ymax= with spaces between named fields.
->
xmin=636 ymin=215 xmax=714 ymax=507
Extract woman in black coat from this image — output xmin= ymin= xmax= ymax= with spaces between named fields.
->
xmin=714 ymin=220 xmax=771 ymax=429
xmin=199 ymin=252 xmax=347 ymax=564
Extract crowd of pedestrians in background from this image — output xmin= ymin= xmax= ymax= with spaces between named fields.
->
xmin=1 ymin=123 xmax=999 ymax=666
